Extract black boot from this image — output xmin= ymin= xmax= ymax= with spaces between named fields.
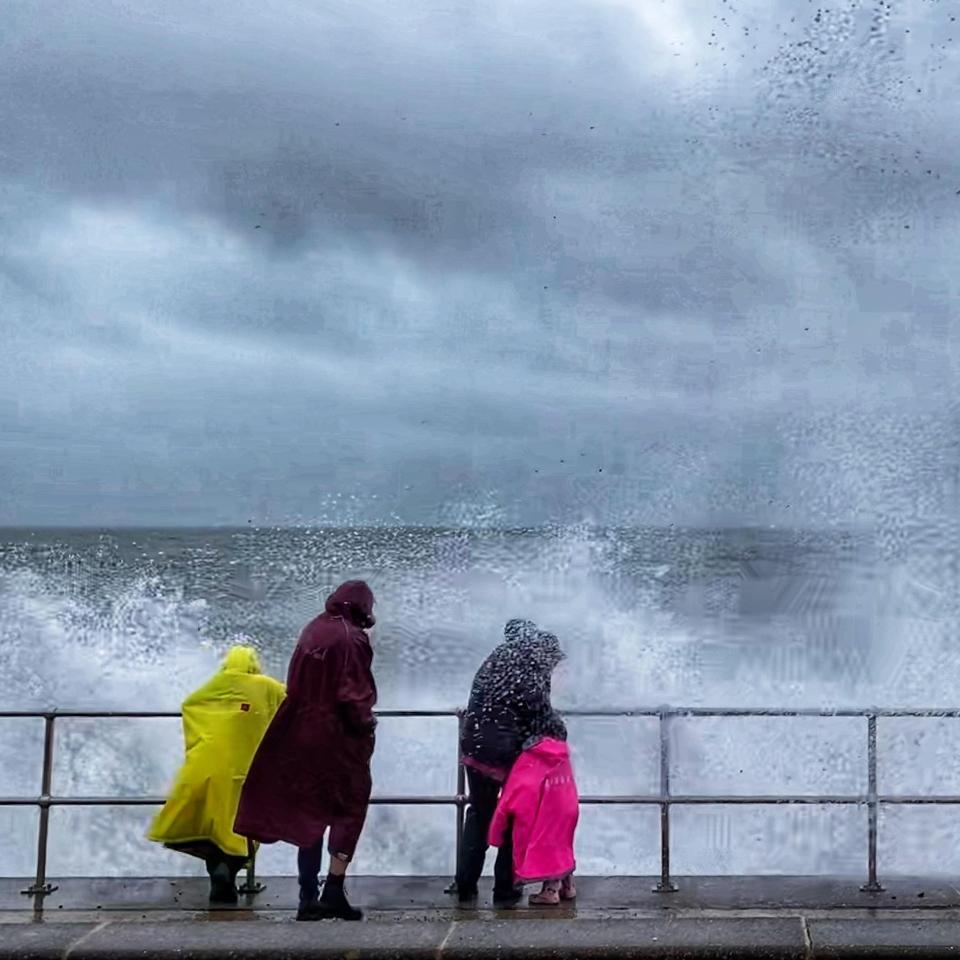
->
xmin=297 ymin=876 xmax=362 ymax=921
xmin=208 ymin=862 xmax=239 ymax=905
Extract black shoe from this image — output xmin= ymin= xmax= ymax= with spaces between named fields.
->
xmin=209 ymin=864 xmax=239 ymax=905
xmin=297 ymin=900 xmax=322 ymax=921
xmin=493 ymin=887 xmax=523 ymax=909
xmin=297 ymin=887 xmax=363 ymax=921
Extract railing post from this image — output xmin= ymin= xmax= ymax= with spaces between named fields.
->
xmin=22 ymin=713 xmax=59 ymax=915
xmin=654 ymin=709 xmax=677 ymax=892
xmin=455 ymin=709 xmax=466 ymax=881
xmin=860 ymin=713 xmax=884 ymax=892
xmin=445 ymin=709 xmax=467 ymax=895
xmin=238 ymin=839 xmax=265 ymax=896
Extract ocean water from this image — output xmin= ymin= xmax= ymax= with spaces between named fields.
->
xmin=0 ymin=523 xmax=958 ymax=879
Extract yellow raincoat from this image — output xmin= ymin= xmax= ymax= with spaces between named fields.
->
xmin=148 ymin=646 xmax=285 ymax=860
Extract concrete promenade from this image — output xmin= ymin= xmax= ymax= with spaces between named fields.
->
xmin=3 ymin=875 xmax=960 ymax=958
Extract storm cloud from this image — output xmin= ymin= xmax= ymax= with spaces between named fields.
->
xmin=1 ymin=0 xmax=958 ymax=526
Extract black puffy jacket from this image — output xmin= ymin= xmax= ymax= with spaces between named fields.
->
xmin=460 ymin=619 xmax=566 ymax=774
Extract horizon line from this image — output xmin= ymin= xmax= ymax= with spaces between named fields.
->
xmin=0 ymin=521 xmax=865 ymax=533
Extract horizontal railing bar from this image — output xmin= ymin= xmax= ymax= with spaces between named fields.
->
xmin=578 ymin=795 xmax=869 ymax=805
xmin=562 ymin=709 xmax=960 ymax=719
xmin=5 ymin=707 xmax=960 ymax=720
xmin=878 ymin=795 xmax=960 ymax=804
xmin=0 ymin=795 xmax=465 ymax=807
xmin=6 ymin=794 xmax=960 ymax=808
xmin=0 ymin=709 xmax=477 ymax=719
xmin=0 ymin=712 xmax=179 ymax=719
xmin=0 ymin=797 xmax=166 ymax=807
xmin=667 ymin=709 xmax=960 ymax=719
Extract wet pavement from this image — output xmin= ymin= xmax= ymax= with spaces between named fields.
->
xmin=2 ymin=876 xmax=960 ymax=958
xmin=3 ymin=874 xmax=959 ymax=920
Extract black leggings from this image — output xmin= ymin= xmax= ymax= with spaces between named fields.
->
xmin=168 ymin=840 xmax=248 ymax=882
xmin=205 ymin=853 xmax=248 ymax=882
xmin=455 ymin=767 xmax=514 ymax=895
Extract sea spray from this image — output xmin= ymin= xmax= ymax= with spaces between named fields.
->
xmin=0 ymin=524 xmax=957 ymax=877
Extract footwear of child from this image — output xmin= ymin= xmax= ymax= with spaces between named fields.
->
xmin=560 ymin=875 xmax=577 ymax=900
xmin=528 ymin=880 xmax=561 ymax=906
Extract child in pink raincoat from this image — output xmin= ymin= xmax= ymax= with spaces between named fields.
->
xmin=488 ymin=717 xmax=579 ymax=905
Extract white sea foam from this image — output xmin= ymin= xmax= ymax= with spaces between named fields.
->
xmin=0 ymin=524 xmax=957 ymax=878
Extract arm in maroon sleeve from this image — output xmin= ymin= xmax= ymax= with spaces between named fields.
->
xmin=336 ymin=639 xmax=377 ymax=737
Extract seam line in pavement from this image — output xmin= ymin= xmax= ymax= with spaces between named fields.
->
xmin=435 ymin=919 xmax=457 ymax=960
xmin=63 ymin=920 xmax=109 ymax=960
xmin=800 ymin=915 xmax=812 ymax=960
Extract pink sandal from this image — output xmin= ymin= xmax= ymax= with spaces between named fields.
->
xmin=528 ymin=880 xmax=561 ymax=905
xmin=560 ymin=876 xmax=577 ymax=900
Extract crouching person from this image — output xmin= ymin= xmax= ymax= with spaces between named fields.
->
xmin=148 ymin=645 xmax=285 ymax=904
xmin=488 ymin=716 xmax=579 ymax=906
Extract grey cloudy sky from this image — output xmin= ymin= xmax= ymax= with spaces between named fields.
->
xmin=1 ymin=0 xmax=958 ymax=527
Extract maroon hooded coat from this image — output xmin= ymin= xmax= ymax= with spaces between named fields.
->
xmin=233 ymin=581 xmax=377 ymax=849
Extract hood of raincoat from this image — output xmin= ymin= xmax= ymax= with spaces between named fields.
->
xmin=523 ymin=630 xmax=564 ymax=671
xmin=504 ymin=618 xmax=538 ymax=644
xmin=324 ymin=580 xmax=376 ymax=629
xmin=522 ymin=736 xmax=571 ymax=766
xmin=222 ymin=645 xmax=262 ymax=674
xmin=480 ymin=627 xmax=565 ymax=703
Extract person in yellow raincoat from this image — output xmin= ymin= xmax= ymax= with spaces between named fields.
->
xmin=148 ymin=645 xmax=285 ymax=903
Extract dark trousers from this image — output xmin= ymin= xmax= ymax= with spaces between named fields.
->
xmin=455 ymin=767 xmax=515 ymax=895
xmin=297 ymin=815 xmax=368 ymax=905
xmin=168 ymin=840 xmax=247 ymax=885
xmin=204 ymin=852 xmax=247 ymax=883
xmin=298 ymin=841 xmax=327 ymax=906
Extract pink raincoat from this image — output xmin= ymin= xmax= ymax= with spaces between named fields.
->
xmin=488 ymin=737 xmax=579 ymax=884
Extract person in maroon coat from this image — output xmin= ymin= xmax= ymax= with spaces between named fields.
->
xmin=234 ymin=580 xmax=377 ymax=921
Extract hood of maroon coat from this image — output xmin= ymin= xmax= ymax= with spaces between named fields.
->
xmin=325 ymin=580 xmax=376 ymax=628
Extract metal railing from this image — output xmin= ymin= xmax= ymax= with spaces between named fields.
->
xmin=3 ymin=706 xmax=960 ymax=915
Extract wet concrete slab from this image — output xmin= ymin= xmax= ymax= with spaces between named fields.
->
xmin=809 ymin=918 xmax=960 ymax=958
xmin=66 ymin=919 xmax=452 ymax=960
xmin=0 ymin=922 xmax=98 ymax=960
xmin=9 ymin=916 xmax=960 ymax=959
xmin=0 ymin=918 xmax=811 ymax=960
xmin=3 ymin=875 xmax=958 ymax=917
xmin=443 ymin=917 xmax=807 ymax=958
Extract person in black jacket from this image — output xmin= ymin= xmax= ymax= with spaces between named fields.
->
xmin=455 ymin=620 xmax=566 ymax=905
